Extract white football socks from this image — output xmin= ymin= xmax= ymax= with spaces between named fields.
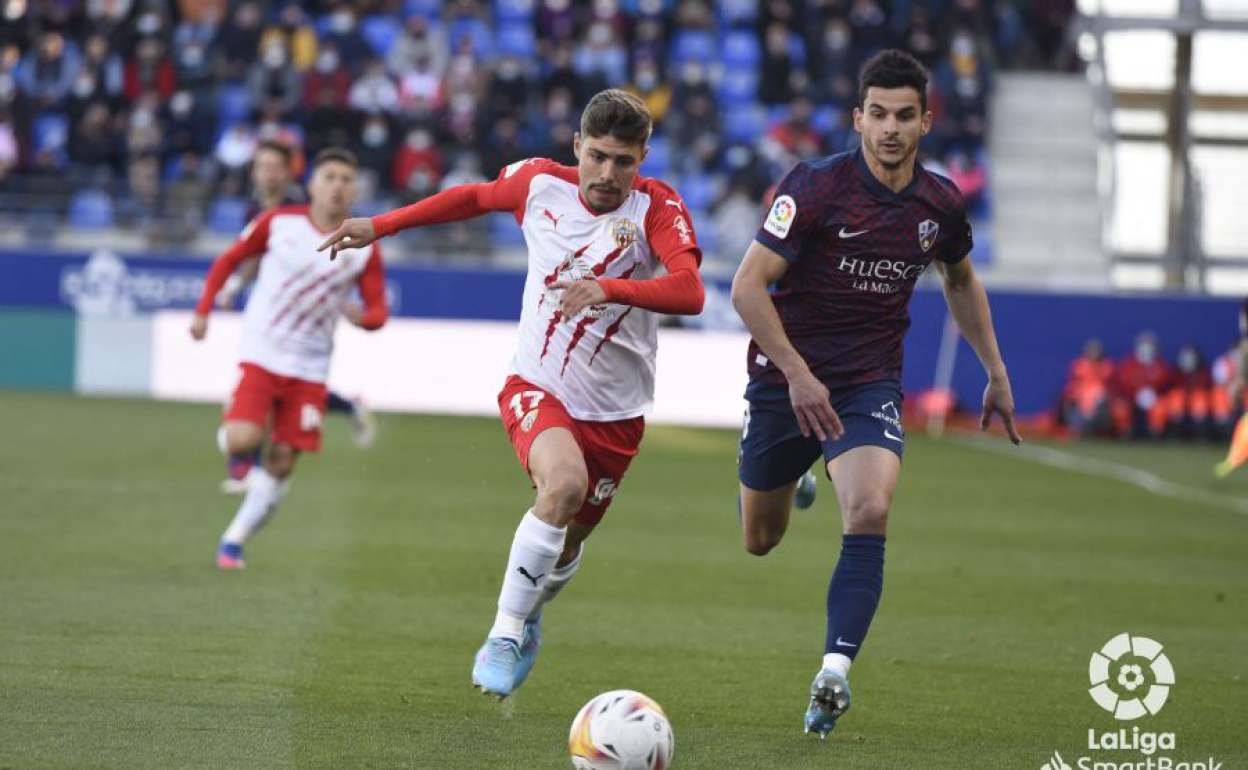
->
xmin=221 ymin=468 xmax=289 ymax=545
xmin=489 ymin=510 xmax=566 ymax=642
xmin=823 ymin=652 xmax=852 ymax=678
xmin=527 ymin=543 xmax=584 ymax=621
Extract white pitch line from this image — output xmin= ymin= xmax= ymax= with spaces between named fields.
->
xmin=949 ymin=437 xmax=1248 ymax=517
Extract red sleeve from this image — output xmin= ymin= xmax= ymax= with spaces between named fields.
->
xmin=372 ymin=158 xmax=561 ymax=237
xmin=595 ymin=181 xmax=705 ymax=316
xmin=194 ymin=211 xmax=274 ymax=315
xmin=598 ymin=251 xmax=704 ymax=315
xmin=355 ymin=243 xmax=388 ymax=330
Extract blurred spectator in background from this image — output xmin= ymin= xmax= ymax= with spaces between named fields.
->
xmin=68 ymin=101 xmax=122 ymax=181
xmin=348 ymin=58 xmax=399 ymax=116
xmin=762 ymin=95 xmax=824 ymax=168
xmin=321 ymin=5 xmax=370 ymax=65
xmin=1114 ymin=332 xmax=1173 ymax=439
xmin=19 ymin=31 xmax=80 ymax=110
xmin=248 ymin=41 xmax=303 ymax=120
xmin=124 ymin=35 xmax=175 ymax=102
xmin=1158 ymin=343 xmax=1213 ymax=440
xmin=626 ymin=59 xmax=671 ymax=126
xmin=261 ymin=4 xmax=318 ymax=72
xmin=574 ymin=18 xmax=628 ymax=87
xmin=354 ymin=113 xmax=397 ymax=187
xmin=393 ymin=126 xmax=444 ymax=204
xmin=530 ymin=87 xmax=579 ymax=166
xmin=303 ymin=43 xmax=352 ymax=112
xmin=214 ymin=2 xmax=264 ymax=83
xmin=483 ymin=55 xmax=530 ymax=125
xmin=1060 ymin=338 xmax=1116 ymax=438
xmin=388 ymin=16 xmax=448 ymax=77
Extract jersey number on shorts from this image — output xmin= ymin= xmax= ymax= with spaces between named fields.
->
xmin=509 ymin=391 xmax=546 ymax=419
xmin=301 ymin=404 xmax=323 ymax=431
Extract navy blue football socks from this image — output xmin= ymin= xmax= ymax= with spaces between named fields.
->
xmin=326 ymin=391 xmax=353 ymax=414
xmin=824 ymin=534 xmax=886 ymax=659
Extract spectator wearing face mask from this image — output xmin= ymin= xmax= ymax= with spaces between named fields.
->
xmin=353 ymin=113 xmax=396 ymax=185
xmin=1114 ymin=332 xmax=1174 ymax=439
xmin=214 ymin=2 xmax=265 ymax=83
xmin=124 ymin=36 xmax=176 ymax=101
xmin=260 ymin=4 xmax=318 ymax=72
xmin=304 ymin=44 xmax=351 ymax=112
xmin=1059 ymin=338 xmax=1117 ymax=438
xmin=1156 ymin=344 xmax=1214 ymax=440
xmin=18 ymin=31 xmax=82 ymax=109
xmin=322 ymin=5 xmax=370 ymax=65
xmin=388 ymin=16 xmax=448 ymax=77
xmin=247 ymin=41 xmax=304 ymax=121
xmin=349 ymin=59 xmax=400 ymax=116
xmin=624 ymin=59 xmax=670 ymax=125
xmin=393 ymin=126 xmax=444 ymax=204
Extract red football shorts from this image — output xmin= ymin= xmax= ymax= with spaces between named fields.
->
xmin=225 ymin=363 xmax=328 ymax=452
xmin=497 ymin=375 xmax=645 ymax=526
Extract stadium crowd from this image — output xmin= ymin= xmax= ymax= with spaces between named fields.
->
xmin=0 ymin=0 xmax=1074 ymax=260
xmin=1058 ymin=332 xmax=1247 ymax=442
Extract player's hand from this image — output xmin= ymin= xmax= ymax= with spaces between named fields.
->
xmin=550 ymin=278 xmax=607 ymax=318
xmin=318 ymin=217 xmax=376 ymax=260
xmin=982 ymin=374 xmax=1022 ymax=444
xmin=788 ymin=369 xmax=843 ymax=442
xmin=189 ymin=313 xmax=208 ymax=341
xmin=341 ymin=302 xmax=365 ymax=327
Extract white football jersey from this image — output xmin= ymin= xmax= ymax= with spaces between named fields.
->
xmin=497 ymin=159 xmax=699 ymax=421
xmin=198 ymin=205 xmax=386 ymax=383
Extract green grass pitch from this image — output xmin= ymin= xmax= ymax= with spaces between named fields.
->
xmin=0 ymin=391 xmax=1244 ymax=769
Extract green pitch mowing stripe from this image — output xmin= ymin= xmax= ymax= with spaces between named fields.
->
xmin=0 ymin=392 xmax=1244 ymax=769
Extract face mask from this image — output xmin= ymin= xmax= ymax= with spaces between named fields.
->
xmin=363 ymin=124 xmax=388 ymax=146
xmin=636 ymin=71 xmax=657 ymax=90
xmin=316 ymin=52 xmax=339 ymax=72
xmin=1136 ymin=343 xmax=1156 ymax=364
xmin=132 ymin=110 xmax=154 ymax=130
xmin=262 ymin=46 xmax=285 ymax=68
xmin=170 ymin=92 xmax=192 ymax=116
xmin=1177 ymin=349 xmax=1197 ymax=372
xmin=182 ymin=46 xmax=204 ymax=68
xmin=73 ymin=73 xmax=95 ymax=97
xmin=137 ymin=13 xmax=161 ymax=35
xmin=330 ymin=12 xmax=354 ymax=33
xmin=407 ymin=132 xmax=430 ymax=150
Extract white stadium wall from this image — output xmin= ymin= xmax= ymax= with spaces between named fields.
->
xmin=149 ymin=311 xmax=750 ymax=429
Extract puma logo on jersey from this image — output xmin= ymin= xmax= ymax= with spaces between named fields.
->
xmin=542 ymin=208 xmax=563 ymax=229
xmin=664 ymin=198 xmax=683 ymax=211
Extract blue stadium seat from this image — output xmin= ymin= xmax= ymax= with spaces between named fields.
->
xmin=691 ymin=209 xmax=716 ymax=251
xmin=723 ymin=104 xmax=767 ymax=143
xmin=495 ymin=25 xmax=536 ymax=58
xmin=718 ymin=0 xmax=758 ymax=25
xmin=495 ymin=0 xmax=535 ymax=21
xmin=718 ymin=69 xmax=760 ymax=107
xmin=721 ymin=30 xmax=760 ymax=66
xmin=361 ymin=16 xmax=402 ymax=57
xmin=33 ymin=112 xmax=69 ymax=153
xmin=640 ymin=135 xmax=670 ymax=177
xmin=67 ymin=190 xmax=115 ymax=230
xmin=676 ymin=174 xmax=715 ymax=211
xmin=449 ymin=17 xmax=493 ymax=57
xmin=207 ymin=197 xmax=247 ymax=234
xmin=788 ymin=32 xmax=807 ymax=67
xmin=217 ymin=85 xmax=251 ymax=125
xmin=670 ymin=31 xmax=716 ymax=65
xmin=812 ymin=106 xmax=842 ymax=134
xmin=405 ymin=0 xmax=442 ymax=17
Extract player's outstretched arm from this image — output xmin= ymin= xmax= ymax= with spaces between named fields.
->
xmin=320 ymin=176 xmax=532 ymax=260
xmin=935 ymin=257 xmax=1021 ymax=444
xmin=192 ymin=212 xmax=274 ymax=340
xmin=731 ymin=241 xmax=844 ymax=442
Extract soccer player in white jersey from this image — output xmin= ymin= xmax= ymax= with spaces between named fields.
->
xmin=191 ymin=148 xmax=389 ymax=569
xmin=318 ymin=90 xmax=705 ymax=698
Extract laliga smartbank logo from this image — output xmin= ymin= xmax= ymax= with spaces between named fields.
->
xmin=1039 ymin=634 xmax=1223 ymax=770
xmin=1088 ymin=632 xmax=1173 ymax=720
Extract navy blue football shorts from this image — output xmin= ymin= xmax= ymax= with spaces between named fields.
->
xmin=738 ymin=378 xmax=905 ymax=491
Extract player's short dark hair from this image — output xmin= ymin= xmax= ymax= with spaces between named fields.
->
xmin=311 ymin=147 xmax=357 ymax=172
xmin=859 ymin=49 xmax=928 ymax=112
xmin=255 ymin=139 xmax=293 ymax=166
xmin=580 ymin=89 xmax=652 ymax=147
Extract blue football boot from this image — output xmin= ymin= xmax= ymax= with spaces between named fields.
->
xmin=804 ymin=668 xmax=852 ymax=739
xmin=471 ymin=636 xmax=523 ymax=699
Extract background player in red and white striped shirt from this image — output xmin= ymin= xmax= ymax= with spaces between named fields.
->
xmin=318 ymin=90 xmax=704 ymax=698
xmin=191 ymin=148 xmax=389 ymax=569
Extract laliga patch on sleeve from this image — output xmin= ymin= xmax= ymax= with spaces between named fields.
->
xmin=763 ymin=195 xmax=797 ymax=238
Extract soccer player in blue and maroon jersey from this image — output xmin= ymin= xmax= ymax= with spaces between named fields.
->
xmin=731 ymin=49 xmax=1021 ymax=738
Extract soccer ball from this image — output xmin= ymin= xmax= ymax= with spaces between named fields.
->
xmin=568 ymin=689 xmax=674 ymax=770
